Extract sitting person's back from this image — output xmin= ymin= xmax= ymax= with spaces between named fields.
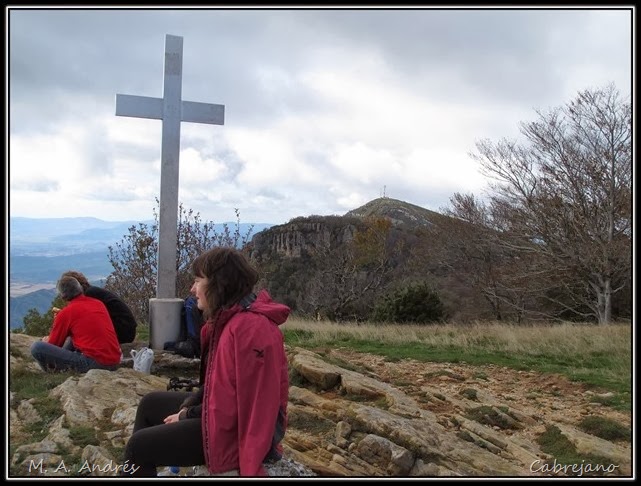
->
xmin=31 ymin=275 xmax=121 ymax=373
xmin=84 ymin=285 xmax=137 ymax=343
xmin=62 ymin=270 xmax=138 ymax=343
xmin=49 ymin=294 xmax=122 ymax=366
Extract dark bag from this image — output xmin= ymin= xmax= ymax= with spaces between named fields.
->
xmin=164 ymin=296 xmax=204 ymax=358
xmin=264 ymin=406 xmax=286 ymax=463
xmin=167 ymin=376 xmax=200 ymax=392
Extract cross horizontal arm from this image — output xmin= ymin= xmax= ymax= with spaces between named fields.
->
xmin=115 ymin=94 xmax=162 ymax=119
xmin=116 ymin=94 xmax=224 ymax=125
xmin=182 ymin=100 xmax=225 ymax=125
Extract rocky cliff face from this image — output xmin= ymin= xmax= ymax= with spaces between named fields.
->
xmin=9 ymin=333 xmax=631 ymax=478
xmin=250 ymin=197 xmax=445 ymax=260
xmin=250 ymin=216 xmax=361 ymax=260
xmin=247 ymin=199 xmax=441 ymax=317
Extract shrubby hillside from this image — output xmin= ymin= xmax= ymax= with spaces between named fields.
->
xmin=9 ymin=289 xmax=57 ymax=329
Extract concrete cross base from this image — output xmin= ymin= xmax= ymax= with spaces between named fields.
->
xmin=149 ymin=298 xmax=184 ymax=350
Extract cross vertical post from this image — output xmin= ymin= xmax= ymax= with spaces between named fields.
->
xmin=115 ymin=34 xmax=225 ymax=349
xmin=158 ymin=34 xmax=182 ymax=299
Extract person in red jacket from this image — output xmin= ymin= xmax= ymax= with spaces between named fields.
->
xmin=61 ymin=270 xmax=138 ymax=344
xmin=30 ymin=275 xmax=121 ymax=373
xmin=123 ymin=247 xmax=290 ymax=477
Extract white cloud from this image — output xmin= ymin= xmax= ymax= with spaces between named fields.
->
xmin=180 ymin=147 xmax=228 ymax=185
xmin=10 ymin=128 xmax=86 ymax=185
xmin=329 ymin=142 xmax=400 ymax=184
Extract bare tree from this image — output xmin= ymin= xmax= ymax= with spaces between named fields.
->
xmin=106 ymin=200 xmax=253 ymax=324
xmin=106 ymin=222 xmax=158 ymax=324
xmin=437 ymin=192 xmax=562 ymax=323
xmin=471 ymin=83 xmax=631 ymax=324
xmin=439 ymin=193 xmax=516 ymax=321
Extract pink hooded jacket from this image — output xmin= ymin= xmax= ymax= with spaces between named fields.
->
xmin=201 ymin=290 xmax=290 ymax=476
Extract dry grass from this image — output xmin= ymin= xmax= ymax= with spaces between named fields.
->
xmin=283 ymin=318 xmax=632 ymax=408
xmin=282 ymin=318 xmax=631 ymax=360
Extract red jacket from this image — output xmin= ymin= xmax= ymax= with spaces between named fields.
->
xmin=201 ymin=290 xmax=290 ymax=476
xmin=48 ymin=295 xmax=121 ymax=366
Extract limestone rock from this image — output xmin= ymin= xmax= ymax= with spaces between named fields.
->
xmin=8 ymin=332 xmax=632 ymax=478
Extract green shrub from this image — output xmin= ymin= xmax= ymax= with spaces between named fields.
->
xmin=460 ymin=388 xmax=478 ymax=401
xmin=578 ymin=416 xmax=631 ymax=441
xmin=22 ymin=308 xmax=53 ymax=337
xmin=21 ymin=295 xmax=65 ymax=337
xmin=371 ymin=283 xmax=444 ymax=324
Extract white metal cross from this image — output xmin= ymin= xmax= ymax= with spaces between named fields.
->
xmin=115 ymin=34 xmax=224 ymax=299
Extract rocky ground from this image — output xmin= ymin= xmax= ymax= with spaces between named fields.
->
xmin=9 ymin=334 xmax=633 ymax=478
xmin=323 ymin=347 xmax=631 ymax=452
xmin=281 ymin=346 xmax=632 ymax=477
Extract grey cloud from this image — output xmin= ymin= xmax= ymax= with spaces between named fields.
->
xmin=10 ymin=8 xmax=629 ymax=137
xmin=398 ymin=186 xmax=467 ymax=214
xmin=11 ymin=178 xmax=60 ymax=192
xmin=111 ymin=141 xmax=160 ymax=165
xmin=85 ymin=187 xmax=140 ymax=202
xmin=289 ymin=9 xmax=630 ymax=106
xmin=254 ymin=188 xmax=287 ymax=202
xmin=9 ymin=9 xmax=320 ymax=128
xmin=76 ymin=124 xmax=116 ymax=176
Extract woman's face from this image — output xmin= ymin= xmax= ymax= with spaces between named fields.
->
xmin=191 ymin=276 xmax=209 ymax=312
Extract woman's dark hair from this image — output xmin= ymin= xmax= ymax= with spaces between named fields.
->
xmin=191 ymin=247 xmax=258 ymax=318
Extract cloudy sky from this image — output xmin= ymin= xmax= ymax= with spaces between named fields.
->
xmin=7 ymin=6 xmax=633 ymax=225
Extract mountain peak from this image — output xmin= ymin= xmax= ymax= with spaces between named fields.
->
xmin=344 ymin=197 xmax=444 ymax=227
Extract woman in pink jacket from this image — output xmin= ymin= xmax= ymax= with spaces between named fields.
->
xmin=123 ymin=247 xmax=290 ymax=477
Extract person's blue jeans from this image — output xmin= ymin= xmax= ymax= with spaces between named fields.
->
xmin=31 ymin=341 xmax=117 ymax=373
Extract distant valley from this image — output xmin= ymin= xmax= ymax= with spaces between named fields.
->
xmin=8 ymin=216 xmax=271 ymax=329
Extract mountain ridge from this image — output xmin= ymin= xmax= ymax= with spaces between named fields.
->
xmin=8 ymin=198 xmax=441 ymax=328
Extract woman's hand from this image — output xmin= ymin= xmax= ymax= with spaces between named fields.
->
xmin=163 ymin=408 xmax=187 ymax=424
xmin=163 ymin=412 xmax=181 ymax=424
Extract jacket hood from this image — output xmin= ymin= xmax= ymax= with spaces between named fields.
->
xmin=247 ymin=289 xmax=290 ymax=326
xmin=209 ymin=289 xmax=290 ymax=331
